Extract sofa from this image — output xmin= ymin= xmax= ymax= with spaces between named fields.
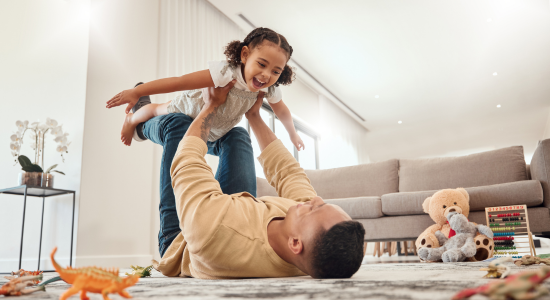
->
xmin=256 ymin=138 xmax=550 ymax=242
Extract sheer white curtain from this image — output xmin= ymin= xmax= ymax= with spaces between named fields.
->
xmin=157 ymin=0 xmax=245 ymax=102
xmin=319 ymin=95 xmax=370 ymax=169
xmin=157 ymin=0 xmax=246 ymax=169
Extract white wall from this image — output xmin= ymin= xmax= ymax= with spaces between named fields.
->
xmin=281 ymin=78 xmax=321 ymax=130
xmin=0 ymin=0 xmax=90 ymax=271
xmin=77 ymin=0 xmax=159 ymax=267
xmin=319 ymin=95 xmax=370 ymax=169
xmin=543 ymin=108 xmax=550 ymax=140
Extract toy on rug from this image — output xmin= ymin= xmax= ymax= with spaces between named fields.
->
xmin=416 ymin=188 xmax=495 ymax=261
xmin=514 ymin=255 xmax=550 ymax=267
xmin=0 ymin=274 xmax=45 ymax=296
xmin=4 ymin=269 xmax=43 ymax=284
xmin=453 ymin=266 xmax=550 ymax=300
xmin=125 ymin=265 xmax=153 ymax=278
xmin=50 ymin=247 xmax=140 ymax=300
xmin=480 ymin=257 xmax=513 ymax=279
xmin=418 ymin=211 xmax=494 ymax=262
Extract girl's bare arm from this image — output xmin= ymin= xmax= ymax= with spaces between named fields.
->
xmin=269 ymin=100 xmax=305 ymax=151
xmin=106 ymin=69 xmax=215 ymax=113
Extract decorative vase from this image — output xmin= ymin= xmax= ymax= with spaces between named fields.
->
xmin=18 ymin=172 xmax=42 ymax=187
xmin=18 ymin=172 xmax=54 ymax=188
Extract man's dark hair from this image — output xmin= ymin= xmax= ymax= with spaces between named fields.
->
xmin=309 ymin=221 xmax=365 ymax=278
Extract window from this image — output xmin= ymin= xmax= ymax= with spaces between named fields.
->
xmin=297 ymin=130 xmax=317 ymax=170
xmin=237 ymin=101 xmax=319 ymax=178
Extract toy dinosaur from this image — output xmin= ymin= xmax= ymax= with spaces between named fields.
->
xmin=0 ymin=274 xmax=45 ymax=296
xmin=4 ymin=269 xmax=43 ymax=284
xmin=453 ymin=266 xmax=550 ymax=300
xmin=480 ymin=257 xmax=513 ymax=279
xmin=514 ymin=255 xmax=550 ymax=267
xmin=51 ymin=247 xmax=140 ymax=300
xmin=125 ymin=265 xmax=153 ymax=278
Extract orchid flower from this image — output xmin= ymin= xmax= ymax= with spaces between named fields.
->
xmin=16 ymin=120 xmax=28 ymax=132
xmin=10 ymin=142 xmax=20 ymax=152
xmin=45 ymin=118 xmax=58 ymax=128
xmin=56 ymin=145 xmax=68 ymax=153
xmin=50 ymin=126 xmax=63 ymax=136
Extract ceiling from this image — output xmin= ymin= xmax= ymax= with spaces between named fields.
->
xmin=208 ymin=0 xmax=550 ymax=162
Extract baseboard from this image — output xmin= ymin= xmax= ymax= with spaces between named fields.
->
xmin=0 ymin=254 xmax=153 ymax=271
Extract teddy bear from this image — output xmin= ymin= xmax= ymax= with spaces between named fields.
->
xmin=418 ymin=211 xmax=494 ymax=262
xmin=415 ymin=188 xmax=494 ymax=261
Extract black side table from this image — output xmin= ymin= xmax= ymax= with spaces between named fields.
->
xmin=0 ymin=185 xmax=75 ymax=274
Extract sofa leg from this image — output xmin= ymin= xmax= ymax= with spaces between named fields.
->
xmin=363 ymin=242 xmax=367 ymax=256
xmin=403 ymin=241 xmax=408 ymax=256
xmin=391 ymin=242 xmax=397 ymax=256
xmin=379 ymin=242 xmax=384 ymax=257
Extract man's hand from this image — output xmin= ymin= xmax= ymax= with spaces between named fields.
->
xmin=202 ymin=80 xmax=236 ymax=108
xmin=245 ymin=91 xmax=265 ymax=120
xmin=290 ymin=133 xmax=305 ymax=151
xmin=106 ymin=89 xmax=140 ymax=114
xmin=184 ymin=81 xmax=236 ymax=143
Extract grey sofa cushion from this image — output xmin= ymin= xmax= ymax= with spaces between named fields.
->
xmin=257 ymin=177 xmax=278 ymax=197
xmin=359 ymin=207 xmax=550 ymax=241
xmin=531 ymin=139 xmax=550 ymax=208
xmin=399 ymin=146 xmax=528 ymax=192
xmin=325 ymin=197 xmax=383 ymax=219
xmin=304 ymin=159 xmax=399 ymax=198
xmin=382 ymin=180 xmax=543 ymax=216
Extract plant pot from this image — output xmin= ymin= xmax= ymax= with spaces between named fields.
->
xmin=18 ymin=172 xmax=42 ymax=187
xmin=18 ymin=172 xmax=54 ymax=188
xmin=41 ymin=173 xmax=54 ymax=188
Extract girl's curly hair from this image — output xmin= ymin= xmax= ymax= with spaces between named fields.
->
xmin=224 ymin=27 xmax=295 ymax=87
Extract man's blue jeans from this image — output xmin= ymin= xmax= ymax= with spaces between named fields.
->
xmin=142 ymin=113 xmax=257 ymax=257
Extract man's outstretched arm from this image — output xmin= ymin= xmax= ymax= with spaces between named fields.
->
xmin=170 ymin=81 xmax=235 ymax=253
xmin=246 ymin=94 xmax=316 ymax=202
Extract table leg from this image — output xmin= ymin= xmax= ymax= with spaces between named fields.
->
xmin=70 ymin=192 xmax=75 ymax=267
xmin=37 ymin=197 xmax=45 ymax=270
xmin=18 ymin=186 xmax=28 ymax=270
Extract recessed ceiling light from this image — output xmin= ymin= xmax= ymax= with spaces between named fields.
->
xmin=487 ymin=18 xmax=492 ymax=22
xmin=398 ymin=121 xmax=402 ymax=124
xmin=493 ymin=72 xmax=498 ymax=76
xmin=375 ymin=95 xmax=379 ymax=99
xmin=497 ymin=104 xmax=501 ymax=108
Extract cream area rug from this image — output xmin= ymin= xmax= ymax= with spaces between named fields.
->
xmin=4 ymin=262 xmax=550 ymax=300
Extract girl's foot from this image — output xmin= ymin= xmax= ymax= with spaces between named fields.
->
xmin=121 ymin=113 xmax=137 ymax=146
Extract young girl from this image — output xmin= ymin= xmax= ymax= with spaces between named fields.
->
xmin=106 ymin=27 xmax=304 ymax=150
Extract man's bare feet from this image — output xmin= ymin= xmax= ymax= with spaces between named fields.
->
xmin=121 ymin=113 xmax=137 ymax=146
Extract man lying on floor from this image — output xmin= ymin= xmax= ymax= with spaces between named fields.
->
xmin=152 ymin=84 xmax=365 ymax=279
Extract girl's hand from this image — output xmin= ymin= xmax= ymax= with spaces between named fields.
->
xmin=291 ymin=133 xmax=305 ymax=151
xmin=106 ymin=89 xmax=140 ymax=114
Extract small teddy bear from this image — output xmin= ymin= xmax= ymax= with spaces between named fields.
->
xmin=416 ymin=188 xmax=495 ymax=261
xmin=419 ymin=211 xmax=494 ymax=262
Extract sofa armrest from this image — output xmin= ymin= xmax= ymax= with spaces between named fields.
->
xmin=531 ymin=139 xmax=550 ymax=207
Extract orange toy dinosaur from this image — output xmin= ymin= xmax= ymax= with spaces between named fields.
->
xmin=50 ymin=247 xmax=139 ymax=300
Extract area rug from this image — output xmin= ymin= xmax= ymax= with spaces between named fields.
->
xmin=4 ymin=262 xmax=550 ymax=300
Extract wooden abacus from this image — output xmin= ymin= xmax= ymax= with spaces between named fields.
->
xmin=485 ymin=205 xmax=536 ymax=258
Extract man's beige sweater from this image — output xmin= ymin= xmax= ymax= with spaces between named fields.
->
xmin=156 ymin=136 xmax=317 ymax=279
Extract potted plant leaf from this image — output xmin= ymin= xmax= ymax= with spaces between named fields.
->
xmin=17 ymin=155 xmax=65 ymax=188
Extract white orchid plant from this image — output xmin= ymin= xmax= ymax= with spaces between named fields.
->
xmin=10 ymin=118 xmax=69 ymax=175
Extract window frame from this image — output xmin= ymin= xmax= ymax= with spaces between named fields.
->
xmin=244 ymin=101 xmax=319 ymax=169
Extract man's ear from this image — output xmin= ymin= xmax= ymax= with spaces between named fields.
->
xmin=288 ymin=236 xmax=303 ymax=255
xmin=240 ymin=45 xmax=250 ymax=64
xmin=422 ymin=197 xmax=432 ymax=214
